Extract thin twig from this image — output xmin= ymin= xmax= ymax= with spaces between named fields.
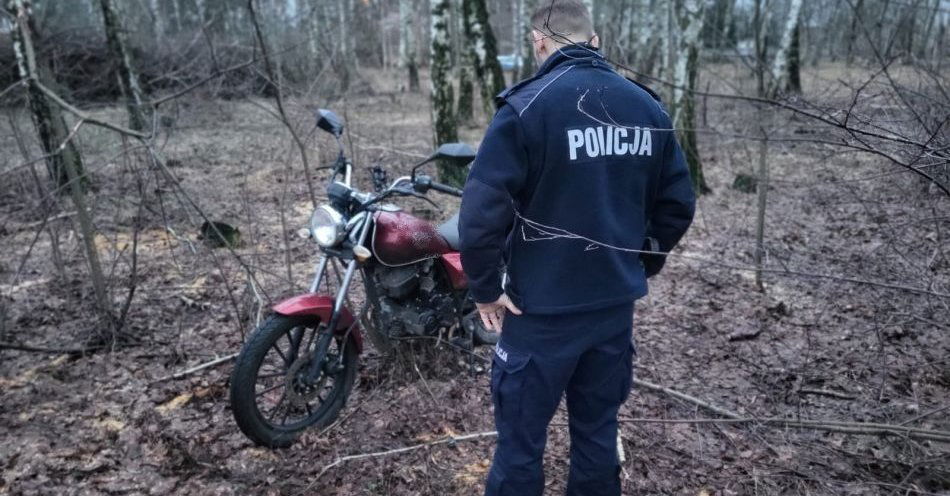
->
xmin=150 ymin=353 xmax=239 ymax=384
xmin=306 ymin=431 xmax=498 ymax=491
xmin=151 ymin=60 xmax=258 ymax=107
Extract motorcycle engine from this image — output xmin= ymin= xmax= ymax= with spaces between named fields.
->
xmin=373 ymin=259 xmax=456 ymax=337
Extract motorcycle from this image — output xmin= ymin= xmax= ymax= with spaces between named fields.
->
xmin=229 ymin=109 xmax=498 ymax=447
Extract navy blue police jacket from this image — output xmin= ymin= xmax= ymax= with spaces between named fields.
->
xmin=458 ymin=44 xmax=696 ymax=315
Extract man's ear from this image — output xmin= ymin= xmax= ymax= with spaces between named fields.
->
xmin=532 ymin=30 xmax=548 ymax=61
xmin=531 ymin=30 xmax=544 ymax=49
xmin=590 ymin=34 xmax=600 ymax=49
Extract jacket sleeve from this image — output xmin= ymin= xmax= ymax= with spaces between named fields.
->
xmin=458 ymin=104 xmax=529 ymax=303
xmin=642 ymin=129 xmax=697 ymax=278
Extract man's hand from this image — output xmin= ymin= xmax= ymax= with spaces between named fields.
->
xmin=476 ymin=294 xmax=522 ymax=333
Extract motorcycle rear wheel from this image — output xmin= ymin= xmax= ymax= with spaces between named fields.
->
xmin=229 ymin=314 xmax=358 ymax=448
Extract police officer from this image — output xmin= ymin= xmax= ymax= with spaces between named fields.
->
xmin=458 ymin=1 xmax=695 ymax=494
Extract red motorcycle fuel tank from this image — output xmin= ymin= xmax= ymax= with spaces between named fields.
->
xmin=372 ymin=211 xmax=452 ymax=266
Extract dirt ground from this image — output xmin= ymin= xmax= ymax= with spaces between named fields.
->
xmin=0 ymin=65 xmax=948 ymax=495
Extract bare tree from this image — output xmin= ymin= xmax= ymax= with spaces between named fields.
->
xmin=399 ymin=0 xmax=420 ymax=92
xmin=430 ymin=0 xmax=464 ymax=187
xmin=99 ymin=0 xmax=152 ymax=131
xmin=8 ymin=0 xmax=85 ymax=191
xmin=10 ymin=0 xmax=112 ymax=330
xmin=147 ymin=0 xmax=165 ymax=43
xmin=769 ymin=0 xmax=804 ymax=97
xmin=458 ymin=56 xmax=476 ymax=123
xmin=462 ymin=0 xmax=507 ymax=113
xmin=670 ymin=0 xmax=709 ymax=194
xmin=520 ymin=0 xmax=538 ymax=79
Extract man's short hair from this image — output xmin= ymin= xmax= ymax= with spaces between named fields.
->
xmin=530 ymin=0 xmax=594 ymax=41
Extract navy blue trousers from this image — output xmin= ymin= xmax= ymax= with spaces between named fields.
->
xmin=485 ymin=303 xmax=636 ymax=496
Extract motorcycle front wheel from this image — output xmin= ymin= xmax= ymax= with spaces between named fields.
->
xmin=229 ymin=314 xmax=358 ymax=448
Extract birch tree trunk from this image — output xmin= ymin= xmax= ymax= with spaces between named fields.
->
xmin=457 ymin=51 xmax=476 ymax=123
xmin=148 ymin=0 xmax=164 ymax=42
xmin=753 ymin=0 xmax=769 ymax=96
xmin=671 ymin=0 xmax=709 ymax=194
xmin=11 ymin=0 xmax=113 ymax=329
xmin=785 ymin=15 xmax=802 ymax=93
xmin=662 ymin=0 xmax=675 ymax=87
xmin=399 ymin=0 xmax=420 ymax=92
xmin=768 ymin=0 xmax=804 ymax=97
xmin=10 ymin=0 xmax=86 ymax=190
xmin=520 ymin=0 xmax=537 ymax=79
xmin=305 ymin=1 xmax=321 ymax=77
xmin=462 ymin=0 xmax=506 ymax=113
xmin=634 ymin=0 xmax=661 ymax=76
xmin=846 ymin=0 xmax=863 ymax=65
xmin=430 ymin=0 xmax=463 ymax=187
xmin=99 ymin=0 xmax=152 ymax=131
xmin=513 ymin=0 xmax=525 ymax=82
xmin=171 ymin=0 xmax=182 ymax=33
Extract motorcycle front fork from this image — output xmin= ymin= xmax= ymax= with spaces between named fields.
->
xmin=304 ymin=217 xmax=373 ymax=383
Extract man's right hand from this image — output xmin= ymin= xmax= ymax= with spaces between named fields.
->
xmin=475 ymin=294 xmax=523 ymax=333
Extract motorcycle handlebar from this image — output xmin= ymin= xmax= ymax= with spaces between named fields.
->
xmin=429 ymin=181 xmax=463 ymax=197
xmin=413 ymin=174 xmax=463 ymax=197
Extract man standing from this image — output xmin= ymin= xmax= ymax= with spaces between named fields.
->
xmin=458 ymin=1 xmax=696 ymax=495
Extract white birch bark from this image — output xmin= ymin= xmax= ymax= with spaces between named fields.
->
xmin=430 ymin=0 xmax=455 ymax=133
xmin=634 ymin=0 xmax=658 ymax=68
xmin=671 ymin=0 xmax=705 ymax=122
xmin=768 ymin=0 xmax=804 ymax=96
xmin=148 ymin=0 xmax=164 ymax=41
xmin=399 ymin=0 xmax=414 ymax=68
xmin=671 ymin=0 xmax=709 ymax=193
xmin=662 ymin=0 xmax=676 ymax=86
xmin=514 ymin=0 xmax=524 ymax=56
xmin=171 ymin=0 xmax=182 ymax=33
xmin=405 ymin=0 xmax=420 ymax=91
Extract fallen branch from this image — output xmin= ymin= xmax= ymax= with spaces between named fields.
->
xmin=0 ymin=341 xmax=103 ymax=354
xmin=306 ymin=431 xmax=498 ymax=491
xmin=616 ymin=417 xmax=950 ymax=443
xmin=150 ymin=353 xmax=239 ymax=384
xmin=632 ymin=379 xmax=950 ymax=443
xmin=635 ymin=378 xmax=740 ymax=419
xmin=798 ymin=387 xmax=857 ymax=400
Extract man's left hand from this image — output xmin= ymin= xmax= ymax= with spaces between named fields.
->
xmin=476 ymin=294 xmax=522 ymax=333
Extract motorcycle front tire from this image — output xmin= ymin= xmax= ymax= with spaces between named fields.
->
xmin=229 ymin=314 xmax=358 ymax=448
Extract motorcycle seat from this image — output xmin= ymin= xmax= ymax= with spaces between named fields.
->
xmin=437 ymin=212 xmax=461 ymax=251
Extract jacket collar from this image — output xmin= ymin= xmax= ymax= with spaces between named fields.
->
xmin=535 ymin=43 xmax=605 ymax=77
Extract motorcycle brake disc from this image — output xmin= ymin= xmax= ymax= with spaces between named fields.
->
xmin=284 ymin=356 xmax=331 ymax=408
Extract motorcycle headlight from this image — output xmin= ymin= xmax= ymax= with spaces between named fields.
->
xmin=310 ymin=205 xmax=345 ymax=247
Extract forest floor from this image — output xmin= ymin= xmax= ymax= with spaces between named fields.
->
xmin=0 ymin=65 xmax=949 ymax=495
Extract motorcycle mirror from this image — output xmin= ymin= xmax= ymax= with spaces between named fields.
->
xmin=411 ymin=142 xmax=476 ymax=179
xmin=316 ymin=109 xmax=344 ymax=136
xmin=431 ymin=143 xmax=476 ymax=165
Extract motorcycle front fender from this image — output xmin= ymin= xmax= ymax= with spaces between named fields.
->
xmin=272 ymin=294 xmax=364 ymax=353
